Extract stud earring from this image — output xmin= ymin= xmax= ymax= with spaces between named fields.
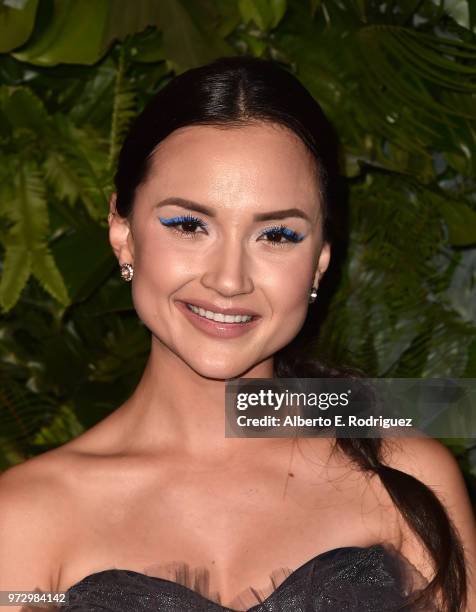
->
xmin=120 ymin=263 xmax=134 ymax=282
xmin=309 ymin=285 xmax=318 ymax=304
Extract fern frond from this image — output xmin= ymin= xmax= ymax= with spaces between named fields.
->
xmin=0 ymin=160 xmax=69 ymax=311
xmin=357 ymin=25 xmax=476 ymax=115
xmin=30 ymin=246 xmax=69 ymax=306
xmin=45 ymin=115 xmax=109 ymax=222
xmin=0 ymin=245 xmax=31 ymax=313
xmin=108 ymin=46 xmax=137 ymax=171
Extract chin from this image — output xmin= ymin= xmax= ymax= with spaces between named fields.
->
xmin=188 ymin=356 xmax=258 ymax=382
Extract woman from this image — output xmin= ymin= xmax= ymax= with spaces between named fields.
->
xmin=0 ymin=55 xmax=474 ymax=611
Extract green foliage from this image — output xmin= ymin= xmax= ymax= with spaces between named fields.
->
xmin=0 ymin=157 xmax=69 ymax=310
xmin=0 ymin=0 xmax=475 ymax=506
xmin=0 ymin=0 xmax=38 ymax=53
xmin=108 ymin=45 xmax=137 ymax=170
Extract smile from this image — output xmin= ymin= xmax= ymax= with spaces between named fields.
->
xmin=186 ymin=303 xmax=253 ymax=323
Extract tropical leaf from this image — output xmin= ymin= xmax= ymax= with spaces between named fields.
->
xmin=0 ymin=161 xmax=69 ymax=311
xmin=0 ymin=363 xmax=59 ymax=462
xmin=108 ymin=47 xmax=137 ymax=171
xmin=0 ymin=162 xmax=45 ymax=275
xmin=238 ymin=0 xmax=287 ymax=30
xmin=11 ymin=0 xmax=163 ymax=65
xmin=30 ymin=246 xmax=69 ymax=306
xmin=429 ymin=0 xmax=473 ymax=32
xmin=1 ymin=85 xmax=49 ymax=135
xmin=444 ymin=249 xmax=476 ymax=323
xmin=0 ymin=243 xmax=31 ymax=312
xmin=433 ymin=197 xmax=476 ymax=245
xmin=0 ymin=0 xmax=38 ymax=53
xmin=155 ymin=0 xmax=233 ymax=73
xmin=128 ymin=28 xmax=167 ymax=64
xmin=50 ymin=222 xmax=116 ymax=303
xmin=44 ymin=150 xmax=90 ymax=207
xmin=29 ymin=403 xmax=84 ymax=449
xmin=44 ymin=119 xmax=109 ymax=222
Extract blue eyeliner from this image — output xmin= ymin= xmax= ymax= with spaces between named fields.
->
xmin=159 ymin=214 xmax=207 ymax=226
xmin=159 ymin=215 xmax=305 ymax=244
xmin=263 ymin=225 xmax=305 ymax=242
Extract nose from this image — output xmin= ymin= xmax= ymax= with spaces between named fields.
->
xmin=200 ymin=237 xmax=254 ymax=297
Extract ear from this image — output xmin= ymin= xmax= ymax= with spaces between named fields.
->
xmin=108 ymin=193 xmax=134 ymax=264
xmin=314 ymin=241 xmax=331 ymax=286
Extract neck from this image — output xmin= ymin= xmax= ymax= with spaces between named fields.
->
xmin=111 ymin=336 xmax=280 ymax=461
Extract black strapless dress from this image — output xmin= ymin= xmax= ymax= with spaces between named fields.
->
xmin=59 ymin=543 xmax=434 ymax=611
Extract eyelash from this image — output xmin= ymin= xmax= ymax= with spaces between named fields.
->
xmin=158 ymin=215 xmax=305 ymax=247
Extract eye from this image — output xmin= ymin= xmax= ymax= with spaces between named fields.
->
xmin=259 ymin=225 xmax=305 ymax=247
xmin=159 ymin=214 xmax=208 ymax=239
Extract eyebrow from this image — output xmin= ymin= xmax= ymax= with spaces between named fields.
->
xmin=154 ymin=197 xmax=312 ymax=223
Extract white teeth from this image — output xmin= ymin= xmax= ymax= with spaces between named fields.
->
xmin=187 ymin=303 xmax=253 ymax=323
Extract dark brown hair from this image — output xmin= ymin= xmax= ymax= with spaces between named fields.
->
xmin=113 ymin=54 xmax=467 ymax=610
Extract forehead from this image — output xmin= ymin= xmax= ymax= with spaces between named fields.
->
xmin=144 ymin=123 xmax=321 ymax=213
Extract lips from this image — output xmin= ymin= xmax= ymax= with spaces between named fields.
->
xmin=179 ymin=298 xmax=260 ymax=318
xmin=175 ymin=300 xmax=262 ymax=339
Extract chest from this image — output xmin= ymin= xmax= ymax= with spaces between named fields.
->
xmin=55 ymin=455 xmax=402 ymax=598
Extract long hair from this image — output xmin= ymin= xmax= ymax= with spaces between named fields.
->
xmin=113 ymin=55 xmax=467 ymax=610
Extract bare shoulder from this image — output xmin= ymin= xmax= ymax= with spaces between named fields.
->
xmin=382 ymin=436 xmax=475 ymax=525
xmin=382 ymin=436 xmax=476 ymax=607
xmin=0 ymin=450 xmax=74 ymax=603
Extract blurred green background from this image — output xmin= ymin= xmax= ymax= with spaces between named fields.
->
xmin=0 ymin=0 xmax=475 ymax=504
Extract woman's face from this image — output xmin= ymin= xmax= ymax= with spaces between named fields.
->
xmin=109 ymin=123 xmax=331 ymax=380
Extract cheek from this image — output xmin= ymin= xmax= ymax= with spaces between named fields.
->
xmin=129 ymin=235 xmax=190 ymax=324
xmin=264 ymin=256 xmax=314 ymax=313
xmin=260 ymin=256 xmax=315 ymax=350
